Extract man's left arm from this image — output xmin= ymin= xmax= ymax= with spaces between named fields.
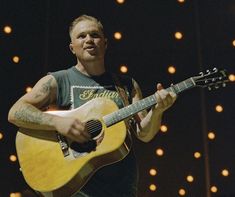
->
xmin=132 ymin=80 xmax=177 ymax=142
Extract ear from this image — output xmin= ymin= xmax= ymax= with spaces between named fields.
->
xmin=69 ymin=43 xmax=76 ymax=54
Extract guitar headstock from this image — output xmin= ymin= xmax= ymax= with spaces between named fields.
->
xmin=192 ymin=68 xmax=229 ymax=90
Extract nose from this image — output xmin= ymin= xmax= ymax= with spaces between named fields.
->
xmin=85 ymin=34 xmax=93 ymax=42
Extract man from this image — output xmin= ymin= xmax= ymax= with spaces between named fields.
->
xmin=8 ymin=15 xmax=176 ymax=197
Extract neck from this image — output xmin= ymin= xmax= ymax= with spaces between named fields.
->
xmin=75 ymin=60 xmax=105 ymax=76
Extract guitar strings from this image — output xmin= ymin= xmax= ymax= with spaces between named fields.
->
xmin=85 ymin=121 xmax=102 ymax=135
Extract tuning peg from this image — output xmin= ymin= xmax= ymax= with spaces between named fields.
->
xmin=208 ymin=86 xmax=212 ymax=91
xmin=199 ymin=72 xmax=204 ymax=76
xmin=222 ymin=83 xmax=226 ymax=87
xmin=213 ymin=67 xmax=218 ymax=72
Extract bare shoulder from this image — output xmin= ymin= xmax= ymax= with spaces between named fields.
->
xmin=32 ymin=75 xmax=57 ymax=95
xmin=18 ymin=75 xmax=58 ymax=109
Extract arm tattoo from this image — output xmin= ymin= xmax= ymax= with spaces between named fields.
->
xmin=41 ymin=78 xmax=53 ymax=93
xmin=14 ymin=104 xmax=53 ymax=126
xmin=34 ymin=78 xmax=53 ymax=99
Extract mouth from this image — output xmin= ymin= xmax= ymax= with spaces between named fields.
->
xmin=84 ymin=46 xmax=96 ymax=52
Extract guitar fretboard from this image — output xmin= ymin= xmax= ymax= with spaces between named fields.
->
xmin=103 ymin=77 xmax=195 ymax=127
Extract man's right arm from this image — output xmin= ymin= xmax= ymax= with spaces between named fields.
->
xmin=8 ymin=75 xmax=59 ymax=130
xmin=8 ymin=74 xmax=91 ymax=143
xmin=8 ymin=75 xmax=91 ymax=143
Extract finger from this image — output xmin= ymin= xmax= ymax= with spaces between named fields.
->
xmin=73 ymin=121 xmax=91 ymax=138
xmin=155 ymin=92 xmax=165 ymax=108
xmin=158 ymin=90 xmax=169 ymax=106
xmin=80 ymin=125 xmax=91 ymax=139
xmin=160 ymin=89 xmax=175 ymax=106
xmin=71 ymin=128 xmax=90 ymax=143
xmin=79 ymin=130 xmax=91 ymax=141
xmin=162 ymin=96 xmax=168 ymax=107
xmin=157 ymin=83 xmax=163 ymax=90
xmin=166 ymin=95 xmax=174 ymax=106
xmin=155 ymin=92 xmax=162 ymax=104
xmin=82 ymin=130 xmax=91 ymax=139
xmin=169 ymin=91 xmax=177 ymax=101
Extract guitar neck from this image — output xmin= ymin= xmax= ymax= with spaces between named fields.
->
xmin=103 ymin=77 xmax=195 ymax=127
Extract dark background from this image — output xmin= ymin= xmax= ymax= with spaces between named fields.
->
xmin=0 ymin=0 xmax=234 ymax=197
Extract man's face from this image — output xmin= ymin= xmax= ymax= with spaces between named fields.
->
xmin=70 ymin=20 xmax=107 ymax=62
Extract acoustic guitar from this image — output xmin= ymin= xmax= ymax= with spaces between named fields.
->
xmin=15 ymin=68 xmax=228 ymax=197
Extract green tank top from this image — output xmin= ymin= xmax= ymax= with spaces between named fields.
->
xmin=50 ymin=66 xmax=138 ymax=197
xmin=50 ymin=66 xmax=133 ymax=110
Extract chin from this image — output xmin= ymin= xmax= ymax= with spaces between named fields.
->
xmin=85 ymin=54 xmax=103 ymax=61
xmin=85 ymin=56 xmax=97 ymax=61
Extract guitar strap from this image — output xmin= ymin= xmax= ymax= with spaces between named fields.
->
xmin=111 ymin=73 xmax=130 ymax=107
xmin=111 ymin=73 xmax=141 ymax=136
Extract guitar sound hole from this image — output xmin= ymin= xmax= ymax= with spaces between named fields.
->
xmin=70 ymin=119 xmax=103 ymax=153
xmin=86 ymin=119 xmax=103 ymax=139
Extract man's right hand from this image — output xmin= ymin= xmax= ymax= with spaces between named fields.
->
xmin=54 ymin=116 xmax=91 ymax=143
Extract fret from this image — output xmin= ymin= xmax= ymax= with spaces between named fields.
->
xmin=143 ymin=99 xmax=149 ymax=108
xmin=190 ymin=77 xmax=196 ymax=86
xmin=147 ymin=96 xmax=152 ymax=103
xmin=111 ymin=113 xmax=118 ymax=124
xmin=123 ymin=107 xmax=129 ymax=117
xmin=167 ymin=78 xmax=195 ymax=94
xmin=168 ymin=86 xmax=175 ymax=93
xmin=121 ymin=107 xmax=128 ymax=119
xmin=182 ymin=78 xmax=194 ymax=91
xmin=127 ymin=105 xmax=133 ymax=116
xmin=105 ymin=116 xmax=112 ymax=126
xmin=175 ymin=84 xmax=180 ymax=93
xmin=132 ymin=102 xmax=138 ymax=113
xmin=178 ymin=82 xmax=185 ymax=92
xmin=135 ymin=100 xmax=144 ymax=112
xmin=183 ymin=80 xmax=188 ymax=89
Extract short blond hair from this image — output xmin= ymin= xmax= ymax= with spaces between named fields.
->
xmin=69 ymin=15 xmax=104 ymax=39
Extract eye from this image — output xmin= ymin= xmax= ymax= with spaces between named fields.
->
xmin=77 ymin=34 xmax=86 ymax=39
xmin=90 ymin=32 xmax=101 ymax=38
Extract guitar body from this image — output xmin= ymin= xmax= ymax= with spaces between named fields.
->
xmin=16 ymin=98 xmax=131 ymax=197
